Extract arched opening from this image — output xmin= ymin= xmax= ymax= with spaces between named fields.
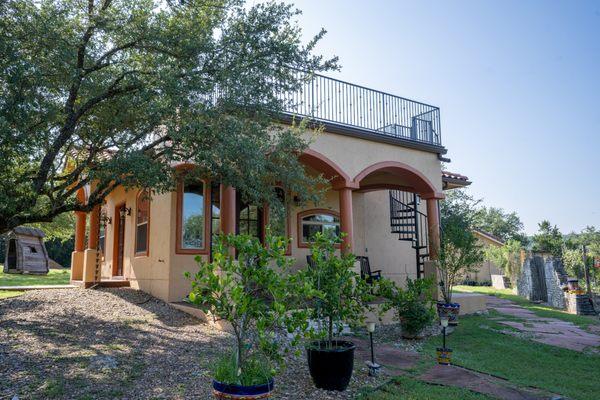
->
xmin=298 ymin=149 xmax=355 ymax=189
xmin=6 ymin=239 xmax=17 ymax=271
xmin=352 ymin=161 xmax=441 ymax=198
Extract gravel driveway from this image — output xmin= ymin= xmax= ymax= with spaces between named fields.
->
xmin=0 ymin=288 xmax=383 ymax=399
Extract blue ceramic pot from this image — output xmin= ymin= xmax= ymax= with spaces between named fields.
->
xmin=212 ymin=378 xmax=274 ymax=399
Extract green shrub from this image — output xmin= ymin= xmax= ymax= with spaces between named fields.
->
xmin=304 ymin=232 xmax=377 ymax=348
xmin=186 ymin=233 xmax=314 ymax=385
xmin=382 ymin=278 xmax=435 ymax=337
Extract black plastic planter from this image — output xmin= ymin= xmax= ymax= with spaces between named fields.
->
xmin=212 ymin=379 xmax=274 ymax=399
xmin=306 ymin=340 xmax=356 ymax=391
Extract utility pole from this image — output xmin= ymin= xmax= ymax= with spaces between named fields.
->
xmin=583 ymin=245 xmax=592 ymax=299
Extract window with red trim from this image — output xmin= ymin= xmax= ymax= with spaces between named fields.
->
xmin=299 ymin=211 xmax=340 ymax=245
xmin=135 ymin=190 xmax=150 ymax=256
xmin=179 ymin=181 xmax=206 ymax=251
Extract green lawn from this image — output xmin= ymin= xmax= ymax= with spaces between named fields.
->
xmin=0 ymin=290 xmax=24 ymax=299
xmin=363 ymin=288 xmax=600 ymax=400
xmin=0 ymin=268 xmax=71 ymax=286
xmin=419 ymin=311 xmax=600 ymax=400
xmin=0 ymin=267 xmax=71 ymax=299
xmin=454 ymin=285 xmax=600 ymax=329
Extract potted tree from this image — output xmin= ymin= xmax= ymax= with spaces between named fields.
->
xmin=436 ymin=217 xmax=484 ymax=325
xmin=186 ymin=234 xmax=312 ymax=399
xmin=382 ymin=278 xmax=435 ymax=339
xmin=304 ymin=232 xmax=375 ymax=391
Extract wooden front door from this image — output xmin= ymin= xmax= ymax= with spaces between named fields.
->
xmin=113 ymin=203 xmax=126 ymax=277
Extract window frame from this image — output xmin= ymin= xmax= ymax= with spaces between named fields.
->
xmin=297 ymin=208 xmax=341 ymax=248
xmin=99 ymin=206 xmax=106 ymax=261
xmin=134 ymin=190 xmax=151 ymax=257
xmin=176 ymin=179 xmax=211 ymax=255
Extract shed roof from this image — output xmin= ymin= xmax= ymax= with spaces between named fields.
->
xmin=473 ymin=228 xmax=504 ymax=246
xmin=12 ymin=226 xmax=46 ymax=238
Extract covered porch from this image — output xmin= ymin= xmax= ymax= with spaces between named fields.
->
xmin=293 ymin=148 xmax=444 ymax=285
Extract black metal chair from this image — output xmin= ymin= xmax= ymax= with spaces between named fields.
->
xmin=356 ymin=256 xmax=382 ymax=284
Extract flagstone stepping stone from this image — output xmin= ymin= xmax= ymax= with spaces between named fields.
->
xmin=484 ymin=295 xmax=600 ymax=352
xmin=419 ymin=364 xmax=553 ymax=400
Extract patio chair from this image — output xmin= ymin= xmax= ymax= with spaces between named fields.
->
xmin=356 ymin=256 xmax=382 ymax=284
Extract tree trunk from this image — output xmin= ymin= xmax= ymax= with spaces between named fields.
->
xmin=328 ymin=315 xmax=333 ymax=348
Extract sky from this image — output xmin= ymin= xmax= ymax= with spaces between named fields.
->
xmin=269 ymin=0 xmax=600 ymax=235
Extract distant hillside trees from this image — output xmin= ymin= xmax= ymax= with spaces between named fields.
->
xmin=473 ymin=207 xmax=527 ymax=244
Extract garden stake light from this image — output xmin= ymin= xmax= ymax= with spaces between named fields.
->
xmin=436 ymin=316 xmax=452 ymax=365
xmin=365 ymin=322 xmax=381 ymax=376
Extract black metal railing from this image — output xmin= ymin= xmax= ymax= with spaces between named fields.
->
xmin=278 ymin=71 xmax=442 ymax=146
xmin=389 ymin=190 xmax=430 ymax=278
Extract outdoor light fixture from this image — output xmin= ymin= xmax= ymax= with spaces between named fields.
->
xmin=119 ymin=206 xmax=132 ymax=218
xmin=437 ymin=316 xmax=452 ymax=365
xmin=365 ymin=321 xmax=381 ymax=376
xmin=100 ymin=212 xmax=112 ymax=226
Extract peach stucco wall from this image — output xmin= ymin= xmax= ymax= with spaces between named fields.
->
xmin=464 ymin=234 xmax=503 ymax=283
xmin=96 ymin=128 xmax=443 ymax=302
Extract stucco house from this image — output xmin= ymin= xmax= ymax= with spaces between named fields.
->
xmin=464 ymin=229 xmax=504 ymax=284
xmin=69 ymin=73 xmax=470 ymax=304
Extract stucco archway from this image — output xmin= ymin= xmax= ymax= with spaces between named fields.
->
xmin=352 ymin=161 xmax=442 ymax=199
xmin=299 ymin=149 xmax=356 ymax=189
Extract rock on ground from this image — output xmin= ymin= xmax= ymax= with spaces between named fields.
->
xmin=0 ymin=288 xmax=385 ymax=399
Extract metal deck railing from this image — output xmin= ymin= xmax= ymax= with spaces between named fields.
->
xmin=278 ymin=71 xmax=442 ymax=146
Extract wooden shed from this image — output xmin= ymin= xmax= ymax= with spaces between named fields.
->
xmin=3 ymin=227 xmax=49 ymax=274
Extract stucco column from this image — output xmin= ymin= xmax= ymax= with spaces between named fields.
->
xmin=83 ymin=205 xmax=101 ymax=285
xmin=338 ymin=187 xmax=354 ymax=254
xmin=426 ymin=198 xmax=441 ymax=261
xmin=220 ymin=185 xmax=236 ymax=235
xmin=424 ymin=197 xmax=442 ymax=301
xmin=87 ymin=206 xmax=100 ymax=250
xmin=70 ymin=211 xmax=87 ymax=281
xmin=74 ymin=211 xmax=87 ymax=252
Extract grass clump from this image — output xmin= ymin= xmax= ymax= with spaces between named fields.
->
xmin=214 ymin=353 xmax=273 ymax=386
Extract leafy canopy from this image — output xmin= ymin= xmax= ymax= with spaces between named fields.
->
xmin=0 ymin=0 xmax=337 ymax=234
xmin=474 ymin=206 xmax=527 ymax=244
xmin=531 ymin=220 xmax=564 ymax=258
xmin=438 ymin=189 xmax=484 ymax=304
xmin=484 ymin=239 xmax=522 ymax=285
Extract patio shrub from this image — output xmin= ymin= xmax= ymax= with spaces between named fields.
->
xmin=381 ymin=278 xmax=435 ymax=338
xmin=186 ymin=233 xmax=314 ymax=386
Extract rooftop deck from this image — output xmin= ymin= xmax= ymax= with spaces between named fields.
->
xmin=280 ymin=71 xmax=443 ymax=149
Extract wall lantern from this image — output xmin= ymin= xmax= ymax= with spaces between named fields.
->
xmin=119 ymin=206 xmax=132 ymax=218
xmin=100 ymin=212 xmax=112 ymax=226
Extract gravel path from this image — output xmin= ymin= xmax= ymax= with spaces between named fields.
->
xmin=0 ymin=288 xmax=385 ymax=399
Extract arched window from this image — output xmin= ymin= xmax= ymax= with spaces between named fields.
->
xmin=298 ymin=209 xmax=340 ymax=247
xmin=177 ymin=180 xmax=208 ymax=253
xmin=135 ymin=190 xmax=151 ymax=256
